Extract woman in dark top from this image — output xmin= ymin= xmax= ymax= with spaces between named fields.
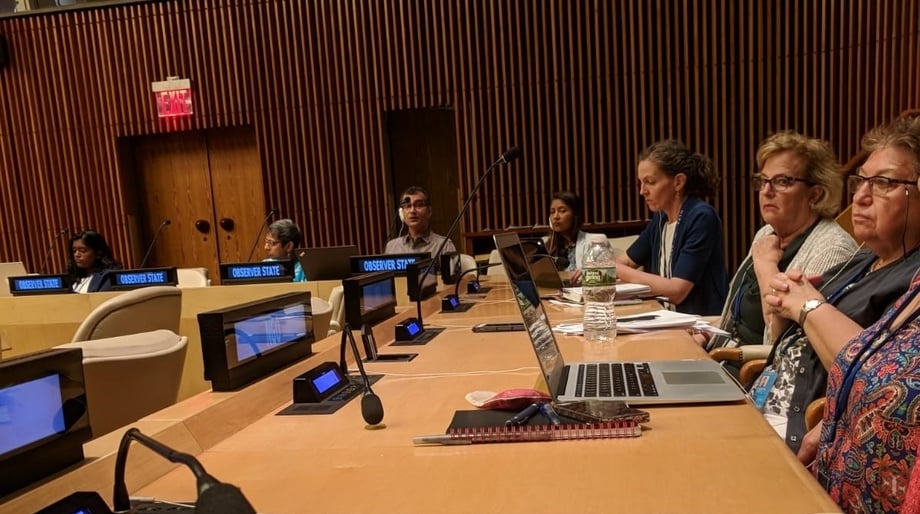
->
xmin=67 ymin=230 xmax=120 ymax=293
xmin=617 ymin=139 xmax=728 ymax=315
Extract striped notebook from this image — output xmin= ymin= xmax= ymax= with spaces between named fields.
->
xmin=440 ymin=409 xmax=641 ymax=444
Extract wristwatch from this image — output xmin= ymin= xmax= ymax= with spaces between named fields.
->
xmin=799 ymin=298 xmax=826 ymax=326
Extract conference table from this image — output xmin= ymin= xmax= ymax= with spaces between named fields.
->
xmin=0 ymin=281 xmax=839 ymax=514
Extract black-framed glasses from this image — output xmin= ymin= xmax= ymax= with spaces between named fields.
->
xmin=847 ymin=172 xmax=918 ymax=197
xmin=751 ymin=175 xmax=813 ymax=192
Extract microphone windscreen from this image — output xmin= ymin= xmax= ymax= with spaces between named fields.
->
xmin=501 ymin=146 xmax=523 ymax=163
xmin=196 ymin=482 xmax=257 ymax=514
xmin=361 ymin=393 xmax=385 ymax=425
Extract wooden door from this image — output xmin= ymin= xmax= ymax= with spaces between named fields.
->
xmin=128 ymin=126 xmax=265 ymax=282
xmin=207 ymin=127 xmax=267 ymax=263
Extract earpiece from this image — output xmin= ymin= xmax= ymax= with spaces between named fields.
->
xmin=398 ymin=207 xmax=405 ymax=222
xmin=906 ymin=188 xmax=911 ymax=198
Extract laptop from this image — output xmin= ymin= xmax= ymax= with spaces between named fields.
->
xmin=528 ymin=253 xmax=651 ymax=304
xmin=295 ymin=245 xmax=358 ymax=280
xmin=494 ymin=232 xmax=744 ymax=405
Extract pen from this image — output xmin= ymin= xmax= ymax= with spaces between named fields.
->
xmin=539 ymin=402 xmax=562 ymax=425
xmin=413 ymin=434 xmax=473 ymax=445
xmin=505 ymin=402 xmax=542 ymax=426
xmin=618 ymin=314 xmax=659 ymax=323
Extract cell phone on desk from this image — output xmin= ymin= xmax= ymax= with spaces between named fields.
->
xmin=553 ymin=400 xmax=650 ymax=424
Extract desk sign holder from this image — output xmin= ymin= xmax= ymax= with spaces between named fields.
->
xmin=392 ymin=318 xmax=444 ymax=345
xmin=277 ymin=361 xmax=382 ymax=416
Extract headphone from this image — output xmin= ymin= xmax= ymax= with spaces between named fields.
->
xmin=398 ymin=207 xmax=406 ymax=222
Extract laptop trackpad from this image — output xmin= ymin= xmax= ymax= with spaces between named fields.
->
xmin=661 ymin=371 xmax=726 ymax=385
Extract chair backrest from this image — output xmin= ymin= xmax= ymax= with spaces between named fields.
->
xmin=328 ymin=285 xmax=345 ymax=336
xmin=835 ymin=204 xmax=860 ymax=244
xmin=71 ymin=286 xmax=182 ymax=342
xmin=458 ymin=254 xmax=478 ymax=274
xmin=56 ymin=329 xmax=188 ymax=438
xmin=176 ymin=267 xmax=210 ymax=288
xmin=311 ymin=296 xmax=333 ymax=341
xmin=486 ymin=249 xmax=507 ymax=277
xmin=608 ymin=235 xmax=639 ymax=260
xmin=0 ymin=261 xmax=27 ymax=297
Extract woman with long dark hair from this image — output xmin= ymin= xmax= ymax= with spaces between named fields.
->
xmin=66 ymin=230 xmax=121 ymax=293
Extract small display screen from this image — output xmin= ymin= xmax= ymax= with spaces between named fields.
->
xmin=11 ymin=276 xmax=64 ymax=291
xmin=361 ymin=279 xmax=394 ymax=314
xmin=406 ymin=321 xmax=421 ymax=336
xmin=114 ymin=270 xmax=169 ymax=286
xmin=0 ymin=374 xmax=65 ymax=455
xmin=231 ymin=303 xmax=309 ymax=365
xmin=312 ymin=368 xmax=343 ymax=394
xmin=448 ymin=296 xmax=459 ymax=308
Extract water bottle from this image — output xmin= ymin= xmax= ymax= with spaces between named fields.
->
xmin=582 ymin=233 xmax=617 ymax=342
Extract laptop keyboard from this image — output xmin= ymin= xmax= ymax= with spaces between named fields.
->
xmin=575 ymin=362 xmax=659 ymax=398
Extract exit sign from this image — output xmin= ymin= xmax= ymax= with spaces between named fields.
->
xmin=151 ymin=77 xmax=193 ymax=118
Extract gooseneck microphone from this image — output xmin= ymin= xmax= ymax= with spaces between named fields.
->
xmin=414 ymin=146 xmax=522 ymax=327
xmin=39 ymin=228 xmax=69 ymax=274
xmin=113 ymin=428 xmax=256 ymax=514
xmin=138 ymin=219 xmax=171 ymax=268
xmin=341 ymin=323 xmax=384 ymax=426
xmin=245 ymin=208 xmax=279 ymax=262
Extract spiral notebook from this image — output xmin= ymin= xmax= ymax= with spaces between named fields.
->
xmin=442 ymin=409 xmax=641 ymax=443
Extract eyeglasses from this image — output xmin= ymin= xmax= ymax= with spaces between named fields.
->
xmin=751 ymin=175 xmax=814 ymax=191
xmin=264 ymin=239 xmax=282 ymax=248
xmin=847 ymin=172 xmax=918 ymax=197
xmin=400 ymin=200 xmax=429 ymax=211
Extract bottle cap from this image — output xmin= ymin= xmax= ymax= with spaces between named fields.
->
xmin=589 ymin=233 xmax=607 ymax=244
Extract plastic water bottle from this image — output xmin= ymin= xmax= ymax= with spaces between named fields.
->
xmin=582 ymin=233 xmax=617 ymax=342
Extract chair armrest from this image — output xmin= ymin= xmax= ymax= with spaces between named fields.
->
xmin=709 ymin=347 xmax=743 ymax=362
xmin=739 ymin=359 xmax=768 ymax=389
xmin=805 ymin=397 xmax=826 ymax=431
xmin=708 ymin=344 xmax=772 ymax=363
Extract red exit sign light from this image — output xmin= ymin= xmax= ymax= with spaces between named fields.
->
xmin=151 ymin=78 xmax=193 ymax=118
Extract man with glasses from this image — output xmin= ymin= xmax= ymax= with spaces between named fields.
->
xmin=385 ymin=186 xmax=456 ymax=270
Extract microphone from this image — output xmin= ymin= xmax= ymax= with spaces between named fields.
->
xmin=453 ymin=262 xmax=504 ymax=298
xmin=340 ymin=323 xmax=384 ymax=426
xmin=412 ymin=146 xmax=521 ymax=330
xmin=138 ymin=219 xmax=171 ymax=268
xmin=113 ymin=428 xmax=256 ymax=514
xmin=39 ymin=228 xmax=69 ymax=274
xmin=245 ymin=208 xmax=279 ymax=262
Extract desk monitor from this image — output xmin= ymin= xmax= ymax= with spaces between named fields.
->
xmin=350 ymin=253 xmax=429 ymax=276
xmin=219 ymin=260 xmax=295 ymax=285
xmin=295 ymin=245 xmax=358 ymax=280
xmin=343 ymin=271 xmax=397 ymax=328
xmin=108 ymin=267 xmax=178 ymax=290
xmin=406 ymin=258 xmax=437 ymax=302
xmin=0 ymin=347 xmax=91 ymax=497
xmin=198 ymin=291 xmax=315 ymax=391
xmin=8 ymin=274 xmax=73 ymax=296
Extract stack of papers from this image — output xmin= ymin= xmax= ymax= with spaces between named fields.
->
xmin=561 ymin=282 xmax=652 ymax=304
xmin=553 ymin=309 xmax=703 ymax=335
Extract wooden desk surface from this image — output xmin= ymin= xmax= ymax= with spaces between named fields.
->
xmin=0 ymin=284 xmax=838 ymax=514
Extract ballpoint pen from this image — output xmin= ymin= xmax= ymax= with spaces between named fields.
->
xmin=538 ymin=402 xmax=562 ymax=425
xmin=618 ymin=314 xmax=659 ymax=323
xmin=505 ymin=402 xmax=542 ymax=426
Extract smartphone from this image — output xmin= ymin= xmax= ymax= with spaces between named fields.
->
xmin=552 ymin=400 xmax=650 ymax=424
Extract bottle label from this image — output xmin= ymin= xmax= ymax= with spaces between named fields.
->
xmin=582 ymin=267 xmax=616 ymax=287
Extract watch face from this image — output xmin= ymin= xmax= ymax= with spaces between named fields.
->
xmin=805 ymin=299 xmax=823 ymax=309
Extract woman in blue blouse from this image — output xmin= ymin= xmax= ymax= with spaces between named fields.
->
xmin=616 ymin=139 xmax=728 ymax=315
xmin=264 ymin=219 xmax=306 ymax=282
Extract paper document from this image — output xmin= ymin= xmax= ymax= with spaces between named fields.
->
xmin=561 ymin=282 xmax=652 ymax=303
xmin=553 ymin=309 xmax=703 ymax=335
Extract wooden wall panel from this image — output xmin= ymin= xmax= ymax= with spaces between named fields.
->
xmin=0 ymin=0 xmax=918 ymax=274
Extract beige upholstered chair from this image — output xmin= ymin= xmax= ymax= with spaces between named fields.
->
xmin=0 ymin=261 xmax=27 ymax=297
xmin=176 ymin=267 xmax=210 ymax=288
xmin=327 ymin=285 xmax=345 ymax=336
xmin=487 ymin=249 xmax=506 ymax=277
xmin=458 ymin=254 xmax=478 ymax=274
xmin=71 ymin=286 xmax=182 ymax=342
xmin=311 ymin=296 xmax=333 ymax=341
xmin=56 ymin=329 xmax=188 ymax=438
xmin=608 ymin=235 xmax=639 ymax=260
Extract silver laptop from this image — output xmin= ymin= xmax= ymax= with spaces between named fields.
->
xmin=494 ymin=232 xmax=744 ymax=405
xmin=295 ymin=245 xmax=358 ymax=281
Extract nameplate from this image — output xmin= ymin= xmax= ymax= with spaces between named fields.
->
xmin=220 ymin=261 xmax=294 ymax=285
xmin=109 ymin=267 xmax=178 ymax=290
xmin=350 ymin=253 xmax=429 ymax=275
xmin=8 ymin=274 xmax=71 ymax=296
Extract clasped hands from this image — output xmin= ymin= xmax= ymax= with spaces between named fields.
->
xmin=763 ymin=269 xmax=823 ymax=322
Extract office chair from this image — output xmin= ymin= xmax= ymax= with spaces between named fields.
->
xmin=56 ymin=329 xmax=188 ymax=438
xmin=327 ymin=286 xmax=344 ymax=336
xmin=0 ymin=261 xmax=28 ymax=297
xmin=176 ymin=267 xmax=210 ymax=288
xmin=71 ymin=286 xmax=182 ymax=342
xmin=311 ymin=296 xmax=333 ymax=341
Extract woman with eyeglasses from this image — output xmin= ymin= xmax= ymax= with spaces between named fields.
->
xmin=264 ymin=219 xmax=306 ymax=282
xmin=616 ymin=139 xmax=728 ymax=315
xmin=703 ymin=132 xmax=858 ymax=375
xmin=751 ymin=116 xmax=920 ymax=471
xmin=67 ymin=230 xmax=121 ymax=293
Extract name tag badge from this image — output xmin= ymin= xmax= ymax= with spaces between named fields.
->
xmin=749 ymin=366 xmax=777 ymax=410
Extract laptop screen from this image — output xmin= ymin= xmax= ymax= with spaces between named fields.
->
xmin=494 ymin=232 xmax=566 ymax=395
